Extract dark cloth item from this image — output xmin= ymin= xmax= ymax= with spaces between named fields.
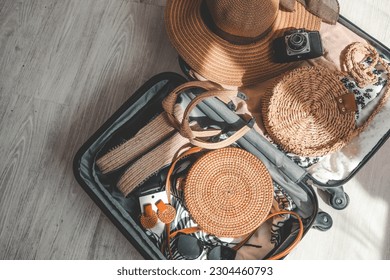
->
xmin=280 ymin=0 xmax=340 ymax=24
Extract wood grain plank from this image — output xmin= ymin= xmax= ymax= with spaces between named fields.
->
xmin=0 ymin=0 xmax=179 ymax=107
xmin=86 ymin=213 xmax=142 ymax=259
xmin=62 ymin=1 xmax=180 ymax=138
xmin=338 ymin=0 xmax=390 ymax=46
xmin=0 ymin=95 xmax=67 ymax=258
xmin=0 ymin=95 xmax=140 ymax=259
xmin=126 ymin=0 xmax=167 ymax=7
xmin=1 ymin=0 xmax=165 ymax=258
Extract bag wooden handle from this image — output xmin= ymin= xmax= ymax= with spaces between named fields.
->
xmin=162 ymin=81 xmax=253 ymax=149
xmin=162 ymin=80 xmax=222 ymax=131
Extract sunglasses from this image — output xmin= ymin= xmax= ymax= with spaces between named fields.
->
xmin=174 ymin=234 xmax=237 ymax=260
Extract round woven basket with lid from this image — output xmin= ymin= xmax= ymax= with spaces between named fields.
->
xmin=184 ymin=147 xmax=274 ymax=237
xmin=261 ymin=66 xmax=356 ymax=157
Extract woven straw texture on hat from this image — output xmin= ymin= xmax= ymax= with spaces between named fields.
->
xmin=165 ymin=0 xmax=321 ymax=86
xmin=262 ymin=66 xmax=356 ymax=157
xmin=184 ymin=147 xmax=273 ymax=237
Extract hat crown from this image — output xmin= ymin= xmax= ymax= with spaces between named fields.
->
xmin=205 ymin=0 xmax=279 ymax=39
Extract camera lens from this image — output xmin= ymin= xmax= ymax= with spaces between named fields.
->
xmin=288 ymin=33 xmax=307 ymax=51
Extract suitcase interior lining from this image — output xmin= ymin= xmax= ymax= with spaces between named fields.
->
xmin=75 ymin=75 xmax=318 ymax=259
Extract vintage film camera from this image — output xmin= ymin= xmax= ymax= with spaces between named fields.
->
xmin=273 ymin=29 xmax=324 ymax=63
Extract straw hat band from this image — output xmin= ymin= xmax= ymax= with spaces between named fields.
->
xmin=170 ymin=1 xmax=297 ymax=54
xmin=165 ymin=0 xmax=321 ymax=86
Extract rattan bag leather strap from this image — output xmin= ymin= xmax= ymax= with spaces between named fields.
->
xmin=164 ymin=210 xmax=304 ymax=260
xmin=262 ymin=211 xmax=304 ymax=260
xmin=230 ymin=210 xmax=303 ymax=260
xmin=163 ymin=148 xmax=303 ymax=259
xmin=165 ymin=146 xmax=203 ymax=204
xmin=162 ymin=146 xmax=203 ymax=257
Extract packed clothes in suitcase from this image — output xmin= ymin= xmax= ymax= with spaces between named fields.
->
xmin=73 ymin=0 xmax=390 ymax=260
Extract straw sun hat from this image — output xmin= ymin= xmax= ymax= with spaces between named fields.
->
xmin=165 ymin=0 xmax=322 ymax=86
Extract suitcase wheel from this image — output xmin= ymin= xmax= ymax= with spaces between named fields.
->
xmin=312 ymin=211 xmax=333 ymax=231
xmin=327 ymin=187 xmax=350 ymax=210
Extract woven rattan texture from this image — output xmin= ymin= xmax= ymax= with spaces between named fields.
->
xmin=341 ymin=42 xmax=390 ymax=139
xmin=140 ymin=215 xmax=158 ymax=229
xmin=96 ymin=113 xmax=175 ymax=174
xmin=205 ymin=0 xmax=278 ymax=38
xmin=117 ymin=132 xmax=189 ymax=196
xmin=344 ymin=43 xmax=379 ymax=87
xmin=184 ymin=147 xmax=274 ymax=237
xmin=140 ymin=207 xmax=158 ymax=229
xmin=262 ymin=66 xmax=355 ymax=157
xmin=165 ymin=0 xmax=321 ymax=86
xmin=157 ymin=204 xmax=176 ymax=224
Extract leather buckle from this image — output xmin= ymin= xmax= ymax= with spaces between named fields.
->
xmin=336 ymin=92 xmax=357 ymax=114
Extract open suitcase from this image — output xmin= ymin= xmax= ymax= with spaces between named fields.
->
xmin=73 ymin=8 xmax=390 ymax=260
xmin=178 ymin=16 xmax=390 ymax=211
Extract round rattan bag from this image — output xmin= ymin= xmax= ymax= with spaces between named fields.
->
xmin=261 ymin=66 xmax=357 ymax=157
xmin=184 ymin=147 xmax=274 ymax=237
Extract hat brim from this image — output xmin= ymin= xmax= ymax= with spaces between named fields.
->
xmin=165 ymin=0 xmax=322 ymax=86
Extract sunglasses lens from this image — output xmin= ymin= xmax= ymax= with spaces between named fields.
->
xmin=208 ymin=246 xmax=237 ymax=260
xmin=177 ymin=235 xmax=203 ymax=260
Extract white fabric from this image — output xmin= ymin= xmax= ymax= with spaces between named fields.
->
xmin=308 ymin=85 xmax=390 ymax=182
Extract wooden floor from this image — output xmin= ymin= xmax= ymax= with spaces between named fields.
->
xmin=0 ymin=0 xmax=389 ymax=260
